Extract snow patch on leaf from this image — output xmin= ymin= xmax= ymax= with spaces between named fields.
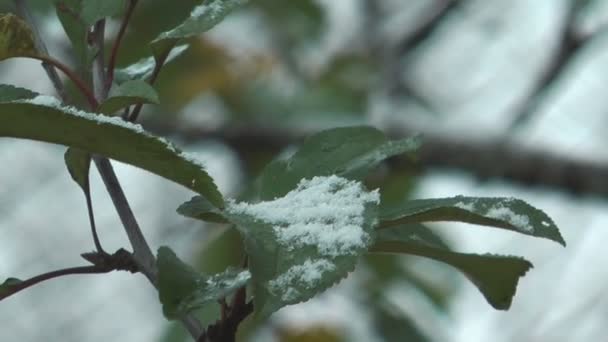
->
xmin=268 ymin=259 xmax=336 ymax=301
xmin=20 ymin=95 xmax=178 ymax=152
xmin=228 ymin=175 xmax=380 ymax=257
xmin=454 ymin=197 xmax=534 ymax=233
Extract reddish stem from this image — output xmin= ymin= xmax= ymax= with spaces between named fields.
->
xmin=105 ymin=0 xmax=139 ymax=93
xmin=34 ymin=55 xmax=99 ymax=108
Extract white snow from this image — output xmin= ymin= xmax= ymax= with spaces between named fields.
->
xmin=191 ymin=0 xmax=225 ymax=19
xmin=268 ymin=258 xmax=335 ymax=301
xmin=19 ymin=95 xmax=183 ymax=154
xmin=118 ymin=45 xmax=189 ymax=79
xmin=486 ymin=204 xmax=534 ymax=233
xmin=454 ymin=197 xmax=534 ymax=233
xmin=202 ymin=270 xmax=251 ymax=289
xmin=179 ymin=151 xmax=211 ymax=171
xmin=24 ymin=95 xmax=146 ymax=133
xmin=228 ymin=175 xmax=380 ymax=257
xmin=455 ymin=201 xmax=476 ymax=211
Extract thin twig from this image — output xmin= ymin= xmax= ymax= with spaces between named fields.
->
xmin=0 ymin=265 xmax=112 ymax=301
xmin=13 ymin=0 xmax=69 ymax=102
xmin=105 ymin=0 xmax=138 ymax=93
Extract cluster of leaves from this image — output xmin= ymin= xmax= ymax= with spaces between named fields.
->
xmin=0 ymin=0 xmax=565 ymax=340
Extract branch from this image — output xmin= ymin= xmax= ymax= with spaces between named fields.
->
xmin=1 ymin=249 xmax=138 ymax=301
xmin=92 ymin=157 xmax=156 ymax=280
xmin=15 ymin=2 xmax=204 ymax=339
xmin=89 ymin=27 xmax=204 ymax=340
xmin=145 ymin=122 xmax=608 ymax=197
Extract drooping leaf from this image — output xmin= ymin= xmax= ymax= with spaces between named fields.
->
xmin=81 ymin=0 xmax=125 ymax=26
xmin=0 ymin=84 xmax=38 ymax=102
xmin=0 ymin=96 xmax=224 ymax=207
xmin=157 ymin=246 xmax=250 ymax=319
xmin=370 ymin=224 xmax=533 ymax=310
xmin=0 ymin=13 xmax=39 ymax=60
xmin=114 ymin=44 xmax=189 ymax=83
xmin=258 ymin=126 xmax=421 ymax=200
xmin=98 ymin=80 xmax=160 ymax=114
xmin=226 ymin=175 xmax=380 ymax=317
xmin=64 ymin=147 xmax=91 ymax=191
xmin=379 ymin=196 xmax=565 ymax=246
xmin=177 ymin=195 xmax=228 ymax=223
xmin=150 ymin=0 xmax=247 ymax=60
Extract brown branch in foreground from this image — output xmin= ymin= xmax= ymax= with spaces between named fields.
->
xmin=145 ymin=123 xmax=608 ymax=197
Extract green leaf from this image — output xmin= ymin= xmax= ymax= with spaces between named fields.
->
xmin=81 ymin=0 xmax=125 ymax=26
xmin=114 ymin=44 xmax=189 ymax=83
xmin=177 ymin=195 xmax=228 ymax=223
xmin=370 ymin=225 xmax=533 ymax=310
xmin=55 ymin=0 xmax=95 ymax=68
xmin=0 ymin=13 xmax=39 ymax=60
xmin=150 ymin=0 xmax=246 ymax=60
xmin=98 ymin=80 xmax=160 ymax=114
xmin=226 ymin=175 xmax=380 ymax=317
xmin=0 ymin=84 xmax=38 ymax=102
xmin=0 ymin=96 xmax=224 ymax=207
xmin=157 ymin=246 xmax=250 ymax=319
xmin=379 ymin=196 xmax=565 ymax=246
xmin=258 ymin=126 xmax=421 ymax=200
xmin=0 ymin=277 xmax=22 ymax=298
xmin=64 ymin=147 xmax=91 ymax=191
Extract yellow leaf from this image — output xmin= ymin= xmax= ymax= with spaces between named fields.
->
xmin=0 ymin=13 xmax=39 ymax=61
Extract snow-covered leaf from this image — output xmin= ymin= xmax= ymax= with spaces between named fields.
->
xmin=114 ymin=45 xmax=189 ymax=83
xmin=150 ymin=0 xmax=247 ymax=60
xmin=379 ymin=196 xmax=565 ymax=246
xmin=81 ymin=0 xmax=124 ymax=26
xmin=64 ymin=147 xmax=91 ymax=192
xmin=0 ymin=84 xmax=38 ymax=102
xmin=258 ymin=126 xmax=421 ymax=200
xmin=177 ymin=195 xmax=228 ymax=223
xmin=370 ymin=224 xmax=533 ymax=310
xmin=0 ymin=14 xmax=40 ymax=61
xmin=157 ymin=246 xmax=250 ymax=319
xmin=226 ymin=175 xmax=380 ymax=317
xmin=98 ymin=80 xmax=159 ymax=114
xmin=0 ymin=96 xmax=224 ymax=207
